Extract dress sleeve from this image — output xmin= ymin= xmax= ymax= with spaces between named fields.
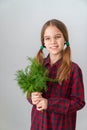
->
xmin=47 ymin=64 xmax=85 ymax=114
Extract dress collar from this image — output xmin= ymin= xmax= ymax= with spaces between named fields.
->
xmin=44 ymin=54 xmax=62 ymax=67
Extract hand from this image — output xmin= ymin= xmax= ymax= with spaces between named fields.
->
xmin=31 ymin=92 xmax=42 ymax=105
xmin=36 ymin=98 xmax=48 ymax=111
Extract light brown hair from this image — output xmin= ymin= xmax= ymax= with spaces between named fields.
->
xmin=36 ymin=19 xmax=71 ymax=84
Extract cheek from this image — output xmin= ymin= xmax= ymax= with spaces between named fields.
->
xmin=61 ymin=43 xmax=65 ymax=48
xmin=60 ymin=39 xmax=65 ymax=46
xmin=44 ymin=43 xmax=50 ymax=52
xmin=58 ymin=42 xmax=65 ymax=50
xmin=44 ymin=42 xmax=48 ymax=48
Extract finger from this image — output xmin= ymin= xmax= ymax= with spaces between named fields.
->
xmin=32 ymin=94 xmax=42 ymax=99
xmin=32 ymin=98 xmax=42 ymax=105
xmin=37 ymin=106 xmax=43 ymax=111
xmin=32 ymin=96 xmax=40 ymax=99
xmin=32 ymin=92 xmax=42 ymax=96
xmin=32 ymin=100 xmax=40 ymax=105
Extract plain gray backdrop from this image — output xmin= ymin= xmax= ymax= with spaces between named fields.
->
xmin=0 ymin=0 xmax=87 ymax=130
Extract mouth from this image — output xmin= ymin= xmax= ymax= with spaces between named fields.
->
xmin=50 ymin=46 xmax=58 ymax=49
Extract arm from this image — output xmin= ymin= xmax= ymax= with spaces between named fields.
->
xmin=47 ymin=64 xmax=85 ymax=114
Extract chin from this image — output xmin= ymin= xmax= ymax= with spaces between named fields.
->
xmin=51 ymin=51 xmax=59 ymax=55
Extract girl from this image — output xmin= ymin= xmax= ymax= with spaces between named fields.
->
xmin=27 ymin=19 xmax=85 ymax=130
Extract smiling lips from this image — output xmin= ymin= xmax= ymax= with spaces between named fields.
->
xmin=50 ymin=46 xmax=58 ymax=49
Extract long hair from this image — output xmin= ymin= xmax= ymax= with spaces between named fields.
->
xmin=36 ymin=19 xmax=71 ymax=84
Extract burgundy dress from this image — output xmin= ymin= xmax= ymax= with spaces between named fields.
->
xmin=27 ymin=55 xmax=85 ymax=130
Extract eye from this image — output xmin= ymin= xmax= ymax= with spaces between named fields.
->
xmin=44 ymin=37 xmax=50 ymax=41
xmin=55 ymin=35 xmax=61 ymax=39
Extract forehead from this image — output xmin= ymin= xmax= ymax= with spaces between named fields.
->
xmin=44 ymin=25 xmax=62 ymax=36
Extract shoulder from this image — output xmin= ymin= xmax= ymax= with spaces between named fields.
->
xmin=71 ymin=61 xmax=81 ymax=70
xmin=70 ymin=61 xmax=83 ymax=76
xmin=43 ymin=55 xmax=50 ymax=66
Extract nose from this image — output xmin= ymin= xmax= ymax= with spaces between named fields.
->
xmin=51 ymin=38 xmax=56 ymax=44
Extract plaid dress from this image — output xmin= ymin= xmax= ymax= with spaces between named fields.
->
xmin=27 ymin=55 xmax=85 ymax=130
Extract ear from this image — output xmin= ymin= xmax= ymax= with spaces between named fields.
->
xmin=44 ymin=45 xmax=46 ymax=48
xmin=43 ymin=42 xmax=46 ymax=47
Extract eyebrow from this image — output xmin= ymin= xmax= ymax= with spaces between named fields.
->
xmin=44 ymin=34 xmax=62 ymax=37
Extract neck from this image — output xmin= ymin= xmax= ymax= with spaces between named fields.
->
xmin=50 ymin=53 xmax=62 ymax=65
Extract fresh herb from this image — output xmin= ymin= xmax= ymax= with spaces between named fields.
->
xmin=15 ymin=57 xmax=57 ymax=94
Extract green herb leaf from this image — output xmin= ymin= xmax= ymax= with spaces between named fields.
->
xmin=15 ymin=57 xmax=57 ymax=94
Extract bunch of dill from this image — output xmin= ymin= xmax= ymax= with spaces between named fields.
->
xmin=15 ymin=57 xmax=51 ymax=94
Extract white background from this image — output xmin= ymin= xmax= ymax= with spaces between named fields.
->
xmin=0 ymin=0 xmax=87 ymax=130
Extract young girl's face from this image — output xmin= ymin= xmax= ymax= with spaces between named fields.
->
xmin=44 ymin=25 xmax=65 ymax=57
